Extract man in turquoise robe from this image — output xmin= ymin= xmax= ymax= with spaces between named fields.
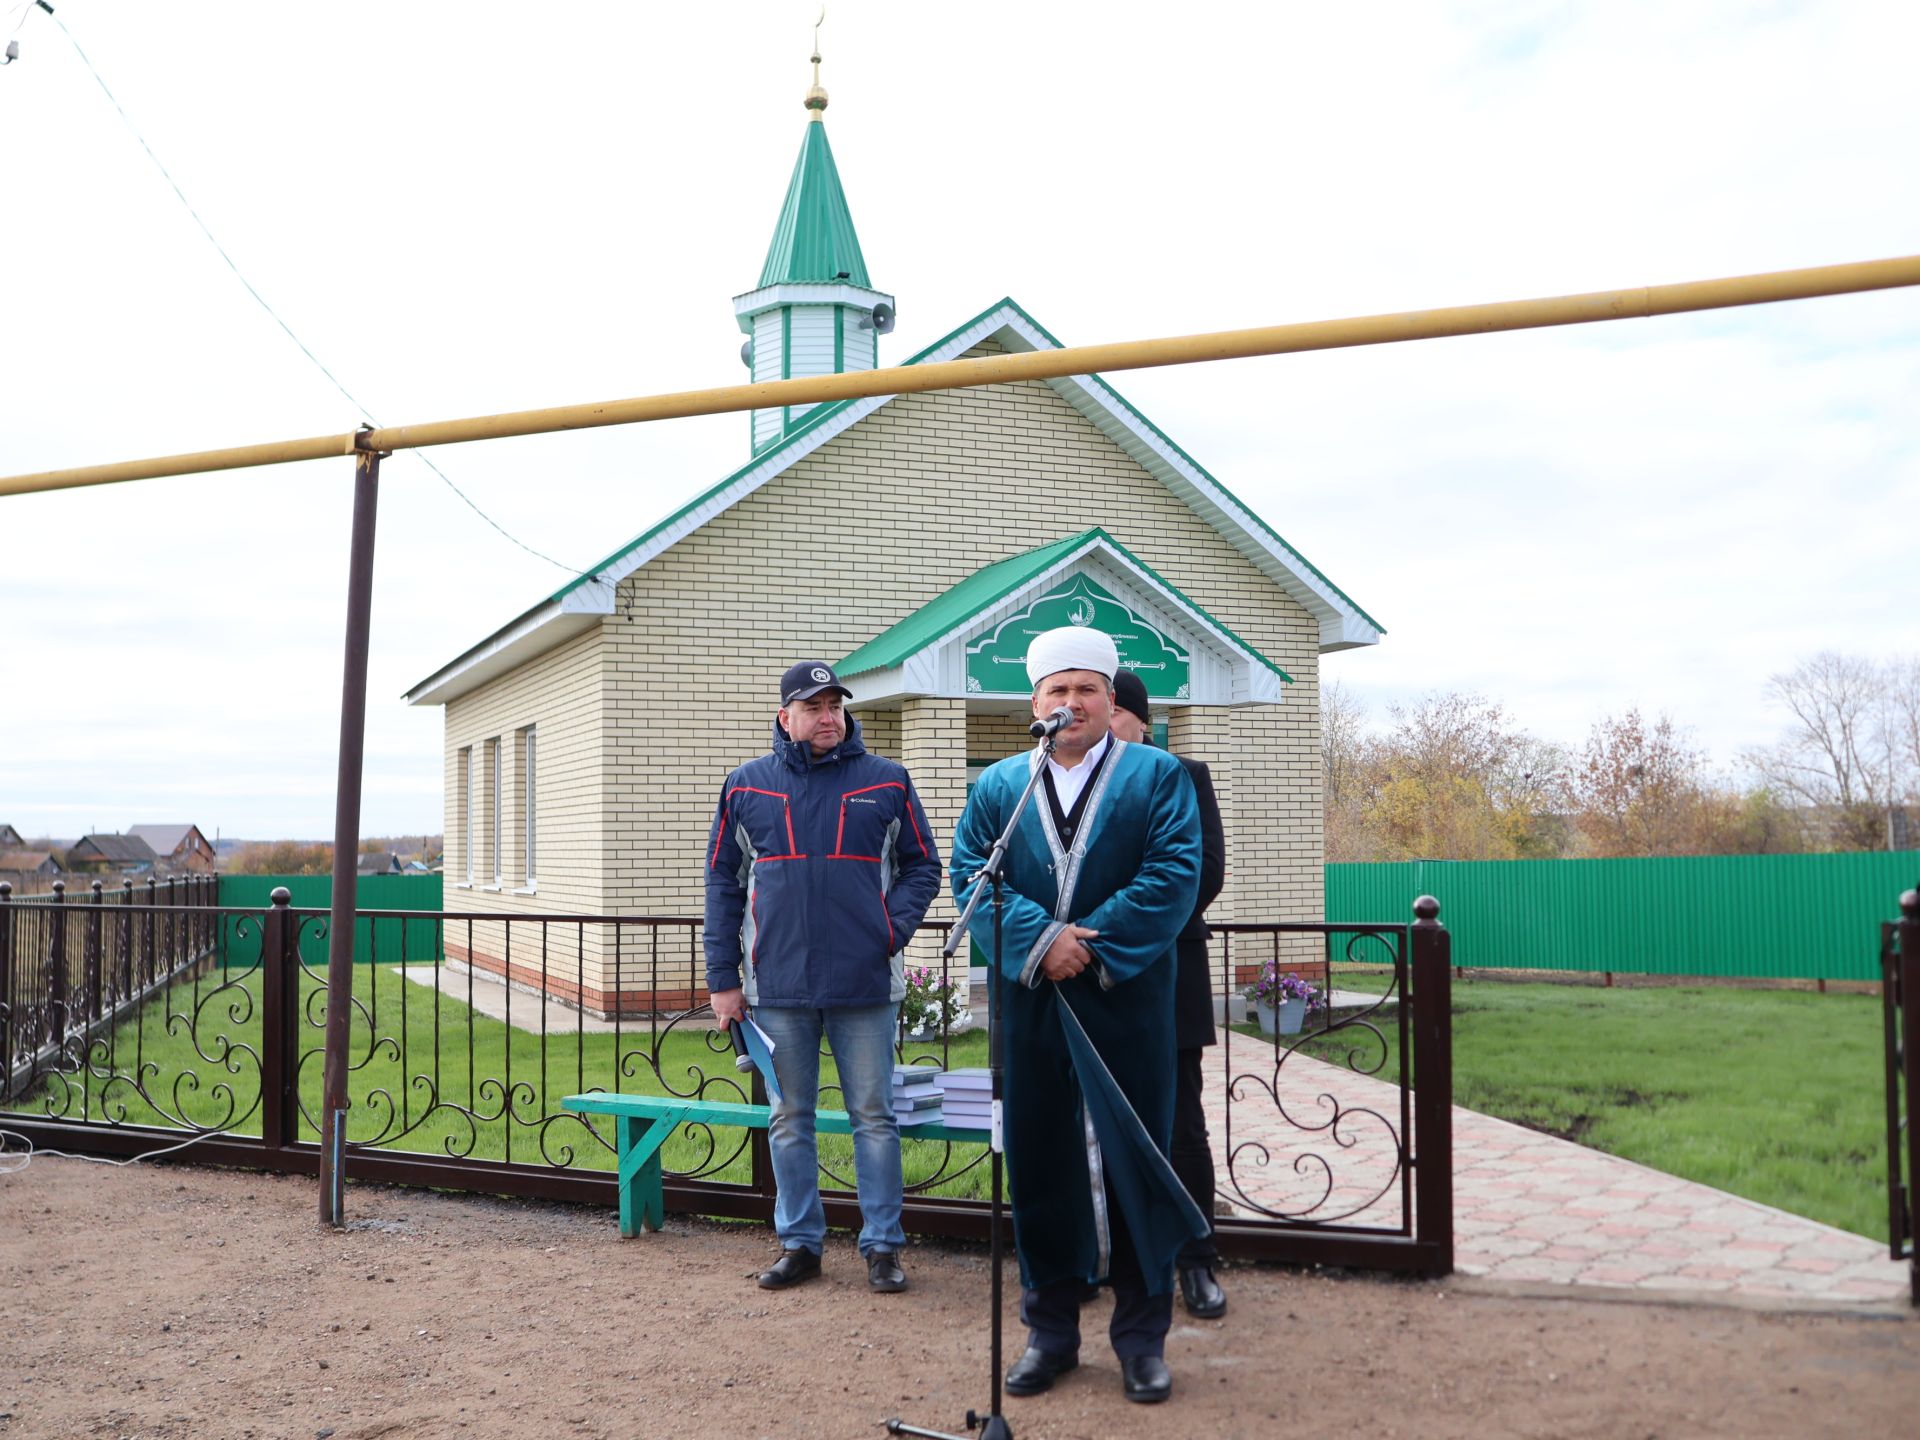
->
xmin=950 ymin=625 xmax=1206 ymax=1406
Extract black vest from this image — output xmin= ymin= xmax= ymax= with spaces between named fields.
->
xmin=1042 ymin=743 xmax=1113 ymax=851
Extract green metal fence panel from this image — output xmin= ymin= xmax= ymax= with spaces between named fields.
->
xmin=216 ymin=874 xmax=444 ymax=968
xmin=1326 ymin=852 xmax=1920 ymax=981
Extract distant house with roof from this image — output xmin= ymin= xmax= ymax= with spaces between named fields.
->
xmin=0 ymin=850 xmax=63 ymax=883
xmin=402 ymin=62 xmax=1381 ymax=1014
xmin=65 ymin=832 xmax=158 ymax=875
xmin=127 ymin=824 xmax=218 ymax=874
xmin=0 ymin=824 xmax=25 ymax=851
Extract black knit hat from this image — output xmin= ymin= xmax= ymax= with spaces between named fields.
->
xmin=1111 ymin=669 xmax=1152 ymax=725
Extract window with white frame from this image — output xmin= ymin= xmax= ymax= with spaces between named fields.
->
xmin=521 ymin=725 xmax=537 ymax=886
xmin=459 ymin=746 xmax=474 ymax=885
xmin=488 ymin=737 xmax=502 ymax=887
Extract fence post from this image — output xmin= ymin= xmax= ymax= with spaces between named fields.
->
xmin=143 ymin=879 xmax=156 ymax=990
xmin=86 ymin=879 xmax=104 ymax=1023
xmin=46 ymin=879 xmax=68 ymax=1052
xmin=1 ymin=881 xmax=13 ymax=1099
xmin=1900 ymin=888 xmax=1919 ymax=1308
xmin=120 ymin=878 xmax=135 ymax=1002
xmin=260 ymin=887 xmax=299 ymax=1153
xmin=1411 ymin=894 xmax=1454 ymax=1276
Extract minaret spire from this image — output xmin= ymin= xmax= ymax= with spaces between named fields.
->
xmin=732 ymin=8 xmax=895 ymax=454
xmin=806 ymin=8 xmax=828 ymax=120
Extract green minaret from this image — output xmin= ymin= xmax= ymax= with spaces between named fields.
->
xmin=734 ymin=38 xmax=894 ymax=453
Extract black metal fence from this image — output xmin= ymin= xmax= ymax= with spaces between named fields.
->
xmin=0 ymin=876 xmax=219 ymax=1104
xmin=0 ymin=887 xmax=1453 ymax=1275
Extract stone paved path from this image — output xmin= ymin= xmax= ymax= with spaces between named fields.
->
xmin=1203 ymin=1037 xmax=1910 ymax=1306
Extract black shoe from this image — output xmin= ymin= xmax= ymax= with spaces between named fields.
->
xmin=1121 ymin=1354 xmax=1172 ymax=1404
xmin=866 ymin=1249 xmax=908 ymax=1292
xmin=1004 ymin=1346 xmax=1078 ymax=1397
xmin=1179 ymin=1262 xmax=1227 ymax=1319
xmin=757 ymin=1248 xmax=821 ymax=1289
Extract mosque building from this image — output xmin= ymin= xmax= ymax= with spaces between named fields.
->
xmin=403 ymin=49 xmax=1382 ymax=1012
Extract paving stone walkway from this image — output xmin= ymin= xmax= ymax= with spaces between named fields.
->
xmin=1202 ymin=1037 xmax=1910 ymax=1306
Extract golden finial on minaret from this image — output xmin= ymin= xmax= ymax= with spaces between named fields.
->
xmin=805 ymin=6 xmax=829 ymax=119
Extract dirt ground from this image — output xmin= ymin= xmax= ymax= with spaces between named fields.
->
xmin=3 ymin=1157 xmax=1917 ymax=1440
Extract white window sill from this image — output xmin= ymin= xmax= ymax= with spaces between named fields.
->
xmin=512 ymin=885 xmax=538 ymax=896
xmin=481 ymin=884 xmax=503 ymax=893
xmin=454 ymin=882 xmax=474 ymax=890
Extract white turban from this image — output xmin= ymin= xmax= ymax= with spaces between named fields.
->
xmin=1025 ymin=625 xmax=1118 ymax=687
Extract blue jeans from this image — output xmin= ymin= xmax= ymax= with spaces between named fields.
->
xmin=753 ymin=1003 xmax=905 ymax=1257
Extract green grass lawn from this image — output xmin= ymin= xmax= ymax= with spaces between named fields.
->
xmin=18 ymin=961 xmax=1000 ymax=1199
xmin=1238 ymin=969 xmax=1891 ymax=1241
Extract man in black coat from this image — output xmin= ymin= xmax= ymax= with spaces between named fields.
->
xmin=1109 ymin=670 xmax=1229 ymax=1318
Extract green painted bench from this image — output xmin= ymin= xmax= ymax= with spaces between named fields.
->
xmin=561 ymin=1091 xmax=991 ymax=1236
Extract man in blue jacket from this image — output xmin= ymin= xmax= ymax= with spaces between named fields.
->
xmin=705 ymin=660 xmax=942 ymax=1293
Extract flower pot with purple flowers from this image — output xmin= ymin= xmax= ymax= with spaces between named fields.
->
xmin=1245 ymin=964 xmax=1323 ymax=1037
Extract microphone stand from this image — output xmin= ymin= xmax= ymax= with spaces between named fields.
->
xmin=886 ymin=730 xmax=1056 ymax=1440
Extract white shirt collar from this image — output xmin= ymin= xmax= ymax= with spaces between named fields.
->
xmin=1044 ymin=732 xmax=1112 ymax=815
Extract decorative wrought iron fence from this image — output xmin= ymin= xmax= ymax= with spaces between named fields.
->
xmin=0 ymin=888 xmax=1453 ymax=1275
xmin=0 ymin=876 xmax=219 ymax=1103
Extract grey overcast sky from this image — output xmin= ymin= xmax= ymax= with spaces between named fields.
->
xmin=2 ymin=0 xmax=1915 ymax=841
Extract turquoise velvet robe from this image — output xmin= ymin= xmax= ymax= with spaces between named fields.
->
xmin=951 ymin=737 xmax=1208 ymax=1293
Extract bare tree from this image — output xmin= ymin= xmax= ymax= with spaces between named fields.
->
xmin=1887 ymin=656 xmax=1920 ymax=800
xmin=1745 ymin=652 xmax=1897 ymax=850
xmin=1573 ymin=708 xmax=1706 ymax=857
xmin=1321 ymin=681 xmax=1372 ymax=862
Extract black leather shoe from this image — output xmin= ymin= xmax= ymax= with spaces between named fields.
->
xmin=866 ymin=1249 xmax=908 ymax=1292
xmin=1179 ymin=1262 xmax=1227 ymax=1319
xmin=1121 ymin=1354 xmax=1172 ymax=1404
xmin=757 ymin=1248 xmax=821 ymax=1289
xmin=1004 ymin=1346 xmax=1078 ymax=1397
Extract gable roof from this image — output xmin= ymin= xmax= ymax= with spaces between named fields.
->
xmin=128 ymin=824 xmax=202 ymax=856
xmin=71 ymin=833 xmax=158 ymax=864
xmin=836 ymin=527 xmax=1292 ymax=703
xmin=406 ymin=297 xmax=1382 ymax=707
xmin=0 ymin=851 xmax=61 ymax=873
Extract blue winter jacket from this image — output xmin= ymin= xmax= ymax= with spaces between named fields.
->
xmin=703 ymin=715 xmax=942 ymax=1008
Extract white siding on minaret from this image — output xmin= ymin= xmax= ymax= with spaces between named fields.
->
xmin=788 ymin=307 xmax=838 ymax=422
xmin=841 ymin=306 xmax=875 ymax=373
xmin=752 ymin=310 xmax=784 ymax=450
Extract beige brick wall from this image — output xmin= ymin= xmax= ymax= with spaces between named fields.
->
xmin=851 ymin=705 xmax=899 ymax=759
xmin=443 ymin=341 xmax=1332 ymax=1004
xmin=442 ymin=628 xmax=615 ymax=995
xmin=601 ymin=359 xmax=1322 ymax=926
xmin=900 ymin=696 xmax=966 ymax=975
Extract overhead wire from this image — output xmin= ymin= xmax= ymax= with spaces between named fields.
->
xmin=43 ymin=8 xmax=600 ymax=581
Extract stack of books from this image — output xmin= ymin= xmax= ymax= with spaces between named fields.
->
xmin=937 ymin=1068 xmax=994 ymax=1131
xmin=893 ymin=1065 xmax=945 ymax=1126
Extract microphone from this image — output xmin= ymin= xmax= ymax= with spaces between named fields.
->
xmin=729 ymin=1020 xmax=754 ymax=1074
xmin=1029 ymin=706 xmax=1075 ymax=739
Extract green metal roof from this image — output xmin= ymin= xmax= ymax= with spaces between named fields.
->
xmin=836 ymin=527 xmax=1293 ymax=685
xmin=758 ymin=122 xmax=870 ymax=288
xmin=836 ymin=533 xmax=1091 ymax=677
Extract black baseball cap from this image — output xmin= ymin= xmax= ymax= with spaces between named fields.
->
xmin=1112 ymin=669 xmax=1152 ymax=725
xmin=780 ymin=660 xmax=852 ymax=706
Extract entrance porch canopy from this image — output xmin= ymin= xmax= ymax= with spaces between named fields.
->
xmin=837 ymin=529 xmax=1291 ymax=708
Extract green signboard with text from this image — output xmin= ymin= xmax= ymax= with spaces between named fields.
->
xmin=965 ymin=573 xmax=1191 ymax=699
